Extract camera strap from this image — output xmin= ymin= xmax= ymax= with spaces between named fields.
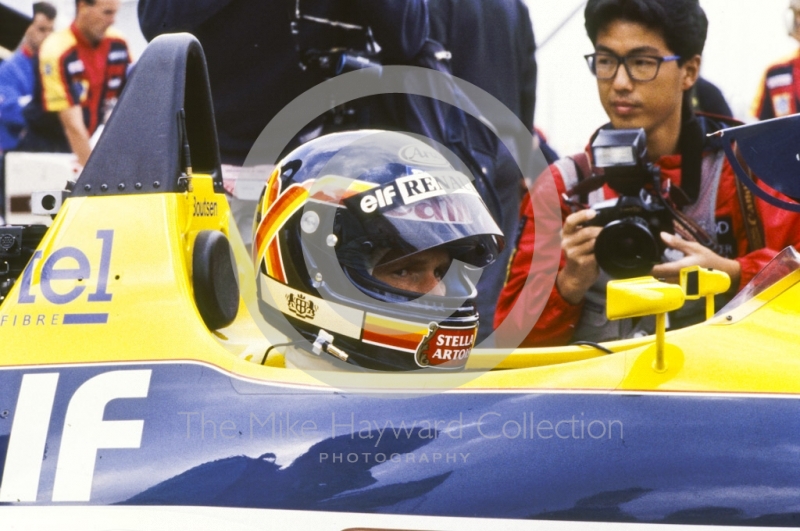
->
xmin=564 ymin=152 xmax=603 ymax=204
xmin=732 ymin=145 xmax=766 ymax=252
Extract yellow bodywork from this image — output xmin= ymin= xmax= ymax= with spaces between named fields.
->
xmin=3 ymin=174 xmax=800 ymax=395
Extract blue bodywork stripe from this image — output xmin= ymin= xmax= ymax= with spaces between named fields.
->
xmin=63 ymin=313 xmax=109 ymax=325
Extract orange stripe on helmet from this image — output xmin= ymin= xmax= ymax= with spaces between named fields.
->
xmin=254 ymin=183 xmax=309 ymax=271
xmin=362 ymin=314 xmax=428 ymax=352
xmin=266 ymin=238 xmax=285 ymax=283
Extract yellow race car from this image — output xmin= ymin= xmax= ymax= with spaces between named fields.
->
xmin=1 ymin=34 xmax=800 ymax=530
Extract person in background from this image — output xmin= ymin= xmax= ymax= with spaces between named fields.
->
xmin=0 ymin=2 xmax=56 ymax=221
xmin=495 ymin=0 xmax=800 ymax=348
xmin=138 ymin=0 xmax=429 ymax=248
xmin=692 ymin=76 xmax=733 ymax=118
xmin=753 ymin=0 xmax=800 ymax=119
xmin=0 ymin=2 xmax=56 ymax=153
xmin=427 ymin=0 xmax=537 ymax=342
xmin=30 ymin=0 xmax=130 ymax=166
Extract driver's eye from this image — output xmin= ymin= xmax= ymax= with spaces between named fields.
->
xmin=392 ymin=268 xmax=409 ymax=278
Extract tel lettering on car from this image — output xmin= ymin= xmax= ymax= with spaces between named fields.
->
xmin=7 ymin=230 xmax=115 ymax=327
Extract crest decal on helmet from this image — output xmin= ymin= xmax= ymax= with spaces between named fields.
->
xmin=286 ymin=293 xmax=318 ymax=320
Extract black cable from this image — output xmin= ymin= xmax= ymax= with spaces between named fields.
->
xmin=571 ymin=341 xmax=614 ymax=354
xmin=261 ymin=340 xmax=307 ymax=365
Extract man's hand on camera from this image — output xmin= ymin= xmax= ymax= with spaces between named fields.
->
xmin=557 ymin=209 xmax=603 ymax=305
xmin=651 ymin=232 xmax=741 ymax=289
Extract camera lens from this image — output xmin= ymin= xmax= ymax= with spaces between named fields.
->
xmin=594 ymin=217 xmax=661 ymax=279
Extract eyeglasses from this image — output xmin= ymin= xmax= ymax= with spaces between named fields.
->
xmin=584 ymin=52 xmax=681 ymax=82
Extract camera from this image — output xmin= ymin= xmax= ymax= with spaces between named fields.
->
xmin=586 ymin=128 xmax=674 ymax=279
xmin=291 ymin=1 xmax=382 ymax=78
xmin=290 ymin=1 xmax=383 ymax=130
xmin=301 ymin=50 xmax=382 ymax=78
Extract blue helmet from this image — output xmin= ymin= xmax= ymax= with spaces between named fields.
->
xmin=253 ymin=130 xmax=504 ymax=371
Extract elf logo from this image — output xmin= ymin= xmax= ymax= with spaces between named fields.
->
xmin=357 ymin=173 xmax=445 ymax=214
xmin=17 ymin=230 xmax=114 ymax=309
xmin=0 ymin=370 xmax=151 ymax=503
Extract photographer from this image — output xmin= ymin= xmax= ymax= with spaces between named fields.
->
xmin=495 ymin=0 xmax=800 ymax=347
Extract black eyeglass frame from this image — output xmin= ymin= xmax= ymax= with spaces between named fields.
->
xmin=584 ymin=51 xmax=682 ymax=82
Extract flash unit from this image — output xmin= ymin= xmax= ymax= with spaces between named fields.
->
xmin=591 ymin=128 xmax=647 ymax=168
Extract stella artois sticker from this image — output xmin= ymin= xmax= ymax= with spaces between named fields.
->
xmin=415 ymin=322 xmax=476 ymax=369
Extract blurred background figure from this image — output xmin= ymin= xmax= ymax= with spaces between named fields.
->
xmin=427 ymin=0 xmax=539 ymax=342
xmin=138 ymin=0 xmax=429 ymax=253
xmin=0 ymin=1 xmax=56 ymax=221
xmin=0 ymin=2 xmax=55 ymax=152
xmin=429 ymin=0 xmax=537 ymax=159
xmin=691 ymin=76 xmax=733 ymax=117
xmin=138 ymin=0 xmax=428 ymax=166
xmin=23 ymin=0 xmax=130 ymax=165
xmin=753 ymin=0 xmax=800 ymax=119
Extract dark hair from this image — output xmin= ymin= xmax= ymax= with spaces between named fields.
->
xmin=32 ymin=1 xmax=56 ymax=20
xmin=76 ymin=0 xmax=96 ymax=8
xmin=584 ymin=0 xmax=708 ymax=63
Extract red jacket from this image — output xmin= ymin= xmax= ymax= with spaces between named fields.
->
xmin=753 ymin=51 xmax=800 ymax=120
xmin=495 ymin=130 xmax=800 ymax=348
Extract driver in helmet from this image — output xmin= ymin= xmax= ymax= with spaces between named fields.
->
xmin=252 ymin=130 xmax=504 ymax=371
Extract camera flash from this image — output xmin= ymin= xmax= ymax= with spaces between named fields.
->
xmin=594 ymin=146 xmax=636 ymax=167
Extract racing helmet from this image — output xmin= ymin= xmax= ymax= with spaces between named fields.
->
xmin=253 ymin=130 xmax=504 ymax=371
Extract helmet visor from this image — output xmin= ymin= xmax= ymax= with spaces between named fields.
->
xmin=338 ymin=169 xmax=505 ymax=270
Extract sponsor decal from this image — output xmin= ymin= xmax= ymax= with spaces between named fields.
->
xmin=66 ymin=59 xmax=84 ymax=75
xmin=107 ymin=77 xmax=122 ymax=89
xmin=261 ymin=275 xmax=363 ymax=339
xmin=107 ymin=50 xmax=128 ymax=62
xmin=0 ymin=370 xmax=151 ymax=503
xmin=192 ymin=197 xmax=218 ymax=217
xmin=6 ymin=230 xmax=114 ymax=327
xmin=766 ymin=72 xmax=793 ymax=89
xmin=398 ymin=144 xmax=451 ymax=167
xmin=286 ymin=293 xmax=318 ymax=320
xmin=76 ymin=80 xmax=89 ymax=104
xmin=415 ymin=322 xmax=475 ymax=368
xmin=386 ymin=196 xmax=474 ymax=224
xmin=715 ymin=215 xmax=736 ymax=259
xmin=347 ymin=170 xmax=479 ymax=217
xmin=0 ymin=313 xmax=107 ymax=327
xmin=772 ymin=93 xmax=794 ymax=117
